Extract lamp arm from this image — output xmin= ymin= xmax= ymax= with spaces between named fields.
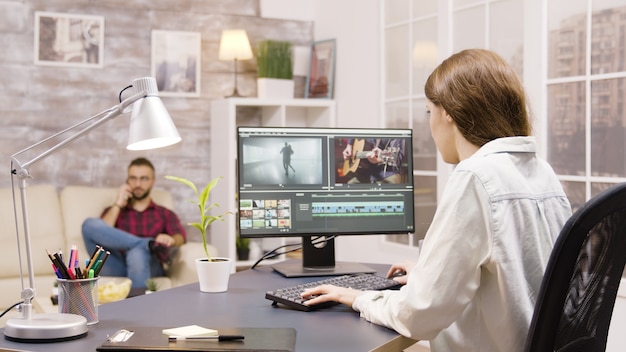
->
xmin=8 ymin=89 xmax=146 ymax=316
xmin=11 ymin=90 xmax=147 ymax=178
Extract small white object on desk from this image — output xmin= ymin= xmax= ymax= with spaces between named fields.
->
xmin=162 ymin=325 xmax=218 ymax=338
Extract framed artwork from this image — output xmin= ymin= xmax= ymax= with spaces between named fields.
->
xmin=305 ymin=39 xmax=336 ymax=99
xmin=151 ymin=30 xmax=201 ymax=97
xmin=34 ymin=12 xmax=104 ymax=68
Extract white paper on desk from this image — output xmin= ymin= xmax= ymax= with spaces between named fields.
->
xmin=161 ymin=325 xmax=218 ymax=337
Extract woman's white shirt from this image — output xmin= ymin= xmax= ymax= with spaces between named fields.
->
xmin=352 ymin=136 xmax=572 ymax=352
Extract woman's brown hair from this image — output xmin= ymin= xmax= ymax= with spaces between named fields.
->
xmin=424 ymin=49 xmax=531 ymax=147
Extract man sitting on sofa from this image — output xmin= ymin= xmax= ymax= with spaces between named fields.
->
xmin=82 ymin=157 xmax=186 ymax=288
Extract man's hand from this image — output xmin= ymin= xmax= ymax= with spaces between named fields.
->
xmin=342 ymin=144 xmax=353 ymax=160
xmin=115 ymin=184 xmax=132 ymax=207
xmin=301 ymin=284 xmax=362 ymax=307
xmin=366 ymin=147 xmax=384 ymax=164
xmin=102 ymin=184 xmax=132 ymax=226
xmin=154 ymin=233 xmax=174 ymax=247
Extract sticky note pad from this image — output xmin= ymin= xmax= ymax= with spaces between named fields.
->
xmin=162 ymin=325 xmax=218 ymax=337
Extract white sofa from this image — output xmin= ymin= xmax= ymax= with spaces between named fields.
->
xmin=0 ymin=184 xmax=213 ymax=318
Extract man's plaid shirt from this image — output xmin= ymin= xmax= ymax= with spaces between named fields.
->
xmin=102 ymin=201 xmax=186 ymax=239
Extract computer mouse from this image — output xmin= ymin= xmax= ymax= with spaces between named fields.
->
xmin=389 ymin=270 xmax=407 ymax=278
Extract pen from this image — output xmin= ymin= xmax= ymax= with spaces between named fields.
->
xmin=168 ymin=335 xmax=245 ymax=341
xmin=51 ymin=263 xmax=62 ymax=279
xmin=91 ymin=259 xmax=103 ymax=276
xmin=86 ymin=245 xmax=101 ymax=267
xmin=86 ymin=247 xmax=104 ymax=272
xmin=94 ymin=251 xmax=110 ymax=276
xmin=48 ymin=250 xmax=71 ymax=279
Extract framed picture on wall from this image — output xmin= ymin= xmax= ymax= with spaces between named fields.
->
xmin=305 ymin=39 xmax=336 ymax=99
xmin=34 ymin=12 xmax=104 ymax=68
xmin=151 ymin=30 xmax=201 ymax=97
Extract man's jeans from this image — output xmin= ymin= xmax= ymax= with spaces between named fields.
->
xmin=82 ymin=218 xmax=163 ymax=288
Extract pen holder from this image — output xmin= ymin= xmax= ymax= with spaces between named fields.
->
xmin=57 ymin=277 xmax=99 ymax=325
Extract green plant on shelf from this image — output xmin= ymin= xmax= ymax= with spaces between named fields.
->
xmin=256 ymin=40 xmax=293 ymax=79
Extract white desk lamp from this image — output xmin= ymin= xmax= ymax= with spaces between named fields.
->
xmin=4 ymin=77 xmax=181 ymax=343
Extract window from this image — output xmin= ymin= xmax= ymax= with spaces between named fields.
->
xmin=383 ymin=0 xmax=439 ymax=248
xmin=383 ymin=0 xmax=524 ymax=247
xmin=547 ymin=0 xmax=626 ymax=211
xmin=383 ymin=0 xmax=625 ymax=251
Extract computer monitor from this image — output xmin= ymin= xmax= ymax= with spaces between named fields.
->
xmin=237 ymin=126 xmax=415 ymax=277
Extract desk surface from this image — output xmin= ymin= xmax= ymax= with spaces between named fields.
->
xmin=0 ymin=261 xmax=415 ymax=352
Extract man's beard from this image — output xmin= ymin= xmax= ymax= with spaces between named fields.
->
xmin=132 ymin=187 xmax=151 ymax=201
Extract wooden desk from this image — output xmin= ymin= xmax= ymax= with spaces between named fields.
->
xmin=0 ymin=261 xmax=416 ymax=351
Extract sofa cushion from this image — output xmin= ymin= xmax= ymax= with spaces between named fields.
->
xmin=0 ymin=184 xmax=66 ymax=277
xmin=0 ymin=184 xmax=65 ymax=308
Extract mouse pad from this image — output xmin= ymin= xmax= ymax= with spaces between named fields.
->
xmin=97 ymin=327 xmax=296 ymax=352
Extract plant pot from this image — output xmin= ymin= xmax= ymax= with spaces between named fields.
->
xmin=257 ymin=78 xmax=294 ymax=99
xmin=195 ymin=257 xmax=232 ymax=293
xmin=237 ymin=247 xmax=250 ymax=261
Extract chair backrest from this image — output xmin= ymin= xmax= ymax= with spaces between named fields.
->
xmin=525 ymin=183 xmax=626 ymax=352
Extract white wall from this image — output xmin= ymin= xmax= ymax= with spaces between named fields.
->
xmin=313 ymin=0 xmax=410 ymax=265
xmin=260 ymin=0 xmax=317 ymax=21
xmin=261 ymin=0 xmax=404 ymax=264
xmin=312 ymin=0 xmax=381 ymax=128
xmin=261 ymin=0 xmax=381 ymax=128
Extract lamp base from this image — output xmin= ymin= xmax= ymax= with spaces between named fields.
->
xmin=4 ymin=313 xmax=88 ymax=343
xmin=226 ymin=88 xmax=245 ymax=98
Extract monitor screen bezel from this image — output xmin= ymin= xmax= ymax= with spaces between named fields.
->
xmin=236 ymin=126 xmax=415 ymax=239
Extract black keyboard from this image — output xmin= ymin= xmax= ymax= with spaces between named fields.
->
xmin=265 ymin=273 xmax=402 ymax=311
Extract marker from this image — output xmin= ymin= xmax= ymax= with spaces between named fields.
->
xmin=168 ymin=335 xmax=245 ymax=342
xmin=94 ymin=251 xmax=110 ymax=276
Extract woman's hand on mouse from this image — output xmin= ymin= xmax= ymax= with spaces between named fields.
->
xmin=386 ymin=261 xmax=414 ymax=285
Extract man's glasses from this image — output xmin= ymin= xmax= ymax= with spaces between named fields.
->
xmin=128 ymin=176 xmax=151 ymax=182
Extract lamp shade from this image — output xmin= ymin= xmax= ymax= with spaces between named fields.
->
xmin=127 ymin=77 xmax=182 ymax=150
xmin=218 ymin=29 xmax=253 ymax=61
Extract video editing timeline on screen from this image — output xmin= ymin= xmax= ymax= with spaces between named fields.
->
xmin=311 ymin=200 xmax=405 ymax=216
xmin=239 ymin=196 xmax=407 ymax=232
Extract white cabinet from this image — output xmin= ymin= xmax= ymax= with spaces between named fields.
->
xmin=209 ymin=98 xmax=336 ymax=269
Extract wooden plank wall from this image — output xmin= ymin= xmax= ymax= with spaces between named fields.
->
xmin=0 ymin=0 xmax=312 ymax=242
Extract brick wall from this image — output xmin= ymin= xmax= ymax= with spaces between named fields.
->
xmin=0 ymin=0 xmax=312 ymax=241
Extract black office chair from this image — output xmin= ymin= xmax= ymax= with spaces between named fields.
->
xmin=524 ymin=183 xmax=626 ymax=352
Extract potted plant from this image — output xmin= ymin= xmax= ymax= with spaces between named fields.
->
xmin=256 ymin=39 xmax=294 ymax=99
xmin=145 ymin=278 xmax=158 ymax=294
xmin=164 ymin=175 xmax=231 ymax=292
xmin=236 ymin=235 xmax=250 ymax=261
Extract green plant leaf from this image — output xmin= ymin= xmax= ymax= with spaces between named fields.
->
xmin=256 ymin=40 xmax=293 ymax=79
xmin=165 ymin=175 xmax=228 ymax=261
xmin=164 ymin=175 xmax=198 ymax=195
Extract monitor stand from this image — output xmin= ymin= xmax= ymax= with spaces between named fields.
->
xmin=272 ymin=236 xmax=376 ymax=278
